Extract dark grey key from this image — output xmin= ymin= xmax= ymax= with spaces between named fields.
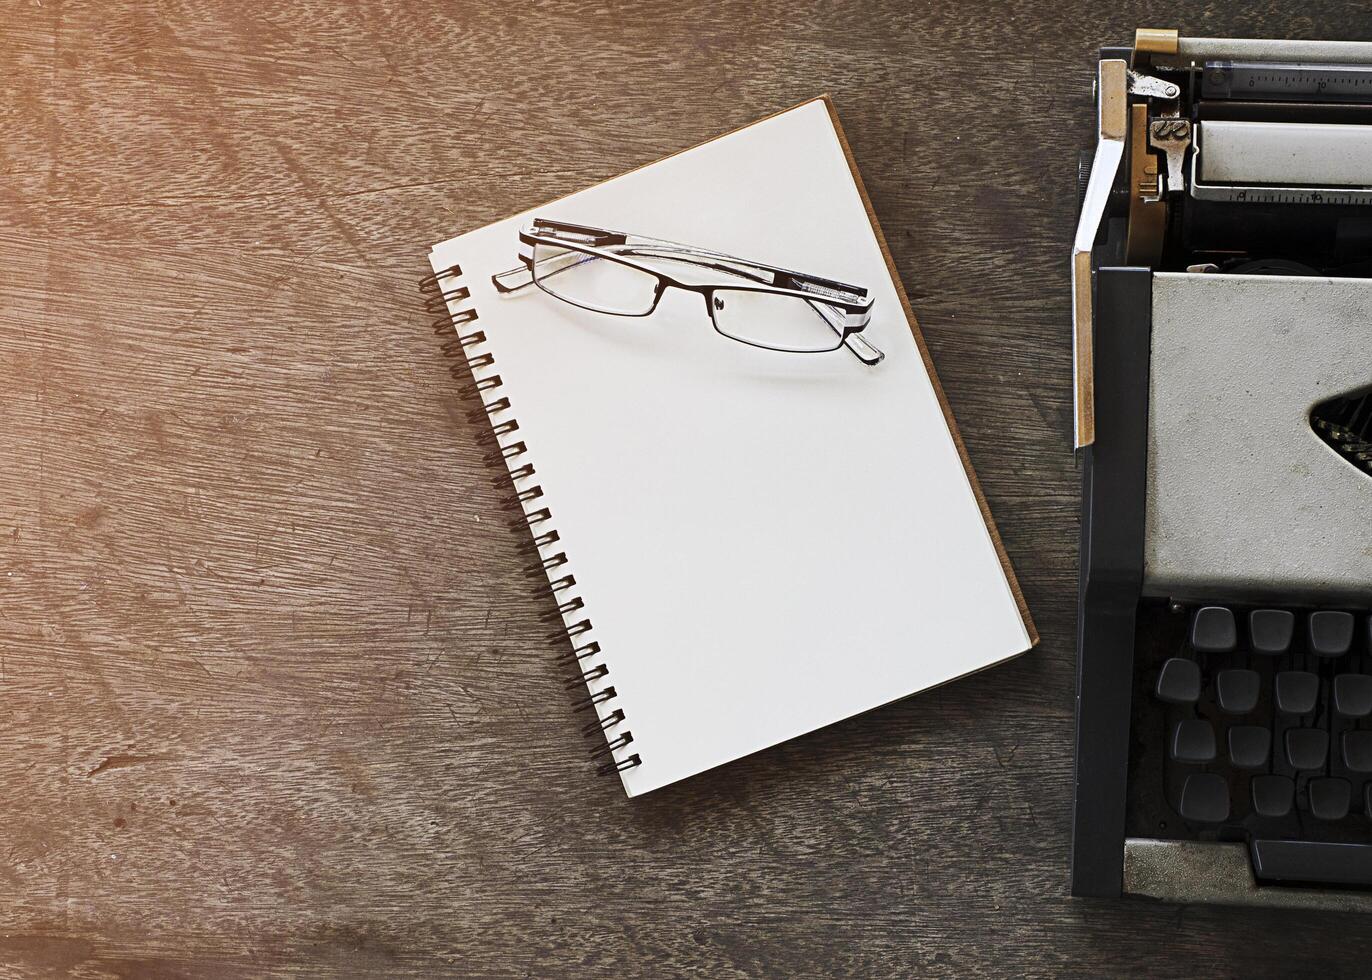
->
xmin=1252 ymin=840 xmax=1372 ymax=885
xmin=1155 ymin=657 xmax=1201 ymax=704
xmin=1216 ymin=669 xmax=1260 ymax=713
xmin=1191 ymin=606 xmax=1236 ymax=653
xmin=1252 ymin=775 xmax=1294 ymax=817
xmin=1344 ymin=731 xmax=1372 ymax=773
xmin=1179 ymin=773 xmax=1229 ymax=822
xmin=1334 ymin=674 xmax=1372 ymax=718
xmin=1172 ymin=720 xmax=1216 ymax=762
xmin=1286 ymin=728 xmax=1329 ymax=770
xmin=1310 ymin=778 xmax=1352 ymax=821
xmin=1228 ymin=726 xmax=1271 ymax=769
xmin=1309 ymin=610 xmax=1355 ymax=657
xmin=1275 ymin=671 xmax=1319 ymax=714
xmin=1250 ymin=609 xmax=1294 ymax=655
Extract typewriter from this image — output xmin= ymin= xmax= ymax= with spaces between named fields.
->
xmin=1071 ymin=29 xmax=1372 ymax=908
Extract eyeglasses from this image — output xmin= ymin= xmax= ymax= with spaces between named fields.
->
xmin=490 ymin=218 xmax=884 ymax=365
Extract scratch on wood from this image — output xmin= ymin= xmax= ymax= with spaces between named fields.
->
xmin=87 ymin=754 xmax=174 ymax=778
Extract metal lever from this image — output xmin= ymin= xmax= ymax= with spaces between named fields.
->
xmin=1072 ymin=59 xmax=1128 ymax=449
xmin=1127 ymin=69 xmax=1180 ymax=100
xmin=1149 ymin=118 xmax=1192 ymax=193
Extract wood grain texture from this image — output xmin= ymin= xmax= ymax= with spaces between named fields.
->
xmin=3 ymin=1 xmax=1372 ymax=976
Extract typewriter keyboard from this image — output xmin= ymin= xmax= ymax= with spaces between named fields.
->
xmin=1132 ymin=602 xmax=1372 ymax=843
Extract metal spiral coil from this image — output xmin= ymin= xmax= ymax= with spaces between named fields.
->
xmin=570 ymin=686 xmax=616 ymax=712
xmin=555 ymin=640 xmax=599 ymax=664
xmin=599 ymin=753 xmax=643 ymax=776
xmin=516 ymin=530 xmax=559 ymax=554
xmin=515 ymin=507 xmax=553 ymax=531
xmin=565 ymin=664 xmax=609 ymax=689
xmin=502 ymin=463 xmax=536 ymax=486
xmin=583 ymin=709 xmax=625 ymax=737
xmin=532 ymin=574 xmax=577 ymax=600
xmin=420 ymin=262 xmax=641 ymax=780
xmin=423 ymin=286 xmax=471 ymax=314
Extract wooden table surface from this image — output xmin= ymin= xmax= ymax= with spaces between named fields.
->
xmin=5 ymin=2 xmax=1372 ymax=976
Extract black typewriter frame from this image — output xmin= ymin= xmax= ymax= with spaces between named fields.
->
xmin=1071 ymin=260 xmax=1152 ymax=898
xmin=1069 ymin=45 xmax=1147 ymax=898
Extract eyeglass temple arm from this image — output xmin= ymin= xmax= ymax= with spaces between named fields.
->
xmin=843 ymin=331 xmax=884 ymax=366
xmin=491 ymin=263 xmax=535 ymax=293
xmin=489 ymin=245 xmax=778 ymax=295
xmin=525 ymin=226 xmax=869 ymax=302
xmin=494 ymin=244 xmax=867 ymax=306
xmin=623 ymin=244 xmax=871 ymax=311
xmin=619 ymin=244 xmax=777 ymax=285
xmin=809 ymin=299 xmax=883 ymax=366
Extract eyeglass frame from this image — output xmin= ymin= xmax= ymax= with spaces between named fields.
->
xmin=490 ymin=218 xmax=885 ymax=365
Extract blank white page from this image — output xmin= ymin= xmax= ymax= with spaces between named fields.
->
xmin=430 ymin=98 xmax=1034 ymax=796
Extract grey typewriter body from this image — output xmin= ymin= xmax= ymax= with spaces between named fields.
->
xmin=1071 ymin=30 xmax=1372 ymax=909
xmin=1146 ymin=273 xmax=1372 ymax=603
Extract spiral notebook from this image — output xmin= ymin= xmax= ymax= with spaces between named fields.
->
xmin=425 ymin=97 xmax=1036 ymax=796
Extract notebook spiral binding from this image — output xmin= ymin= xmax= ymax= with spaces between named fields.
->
xmin=419 ymin=263 xmax=642 ymax=779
